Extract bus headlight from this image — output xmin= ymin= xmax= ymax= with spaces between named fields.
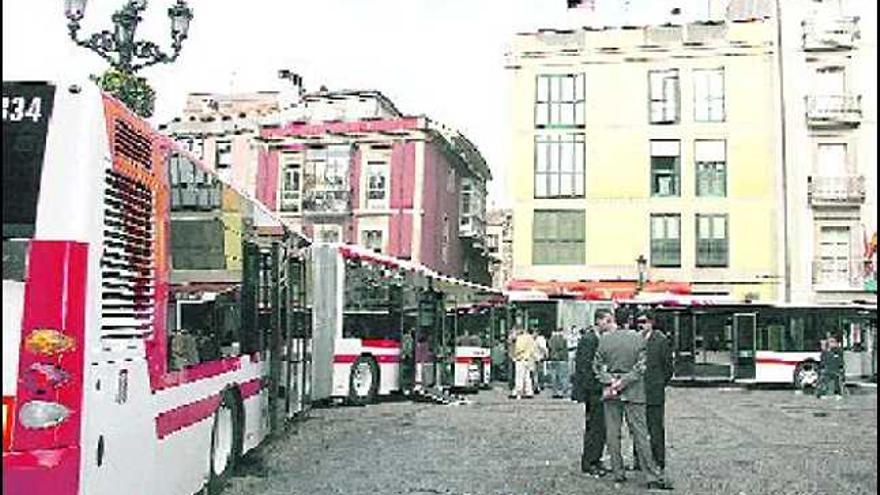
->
xmin=18 ymin=400 xmax=70 ymax=429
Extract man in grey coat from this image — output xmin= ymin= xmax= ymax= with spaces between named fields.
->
xmin=593 ymin=312 xmax=672 ymax=490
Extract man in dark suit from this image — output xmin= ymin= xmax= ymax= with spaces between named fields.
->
xmin=632 ymin=311 xmax=674 ymax=471
xmin=574 ymin=308 xmax=615 ymax=476
xmin=593 ymin=310 xmax=671 ymax=490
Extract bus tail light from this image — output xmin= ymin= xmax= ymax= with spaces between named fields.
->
xmin=2 ymin=397 xmax=13 ymax=450
xmin=18 ymin=400 xmax=71 ymax=429
xmin=24 ymin=328 xmax=75 ymax=356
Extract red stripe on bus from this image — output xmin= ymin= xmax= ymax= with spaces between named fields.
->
xmin=334 ymin=355 xmax=400 ymax=364
xmin=755 ymin=358 xmax=802 ymax=366
xmin=361 ymin=339 xmax=401 ymax=349
xmin=155 ymin=394 xmax=222 ymax=440
xmin=154 ymin=357 xmax=242 ymax=390
xmin=239 ymin=378 xmax=262 ymax=400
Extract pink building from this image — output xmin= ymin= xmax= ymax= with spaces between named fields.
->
xmin=257 ymin=90 xmax=491 ymax=283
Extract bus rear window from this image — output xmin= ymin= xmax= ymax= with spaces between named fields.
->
xmin=2 ymin=82 xmax=56 ymax=240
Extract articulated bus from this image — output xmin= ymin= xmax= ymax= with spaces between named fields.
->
xmin=621 ymin=300 xmax=877 ymax=387
xmin=449 ymin=294 xmax=509 ymax=390
xmin=309 ymin=244 xmax=504 ymax=403
xmin=3 ymin=81 xmax=312 ymax=495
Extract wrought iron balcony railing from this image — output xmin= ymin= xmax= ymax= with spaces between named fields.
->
xmin=302 ymin=189 xmax=351 ymax=215
xmin=812 ymin=258 xmax=871 ymax=289
xmin=808 ymin=175 xmax=866 ymax=205
xmin=805 ymin=94 xmax=862 ymax=126
xmin=802 ymin=17 xmax=859 ymax=51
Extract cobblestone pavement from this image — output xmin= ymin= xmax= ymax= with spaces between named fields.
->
xmin=223 ymin=385 xmax=877 ymax=495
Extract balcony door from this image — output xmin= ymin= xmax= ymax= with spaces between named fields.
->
xmin=818 ymin=226 xmax=852 ymax=285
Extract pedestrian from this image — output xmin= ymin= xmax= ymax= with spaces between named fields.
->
xmin=547 ymin=328 xmax=570 ymax=398
xmin=512 ymin=327 xmax=536 ymax=399
xmin=507 ymin=328 xmax=518 ymax=398
xmin=491 ymin=338 xmax=507 ymax=384
xmin=533 ymin=329 xmax=548 ymax=393
xmin=593 ymin=310 xmax=672 ymax=490
xmin=631 ymin=311 xmax=673 ymax=471
xmin=574 ymin=309 xmax=615 ymax=477
xmin=817 ymin=335 xmax=846 ymax=399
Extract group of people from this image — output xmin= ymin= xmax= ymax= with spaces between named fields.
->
xmin=504 ymin=326 xmax=572 ymax=399
xmin=573 ymin=308 xmax=675 ymax=490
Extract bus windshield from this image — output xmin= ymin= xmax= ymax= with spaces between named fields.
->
xmin=2 ymin=82 xmax=56 ymax=280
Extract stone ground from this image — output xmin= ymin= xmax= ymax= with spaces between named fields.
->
xmin=221 ymin=384 xmax=877 ymax=495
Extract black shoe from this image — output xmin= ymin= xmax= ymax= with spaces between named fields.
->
xmin=626 ymin=464 xmax=641 ymax=471
xmin=646 ymin=480 xmax=674 ymax=490
xmin=584 ymin=465 xmax=607 ymax=478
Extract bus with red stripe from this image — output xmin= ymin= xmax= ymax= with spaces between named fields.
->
xmin=310 ymin=244 xmax=503 ymax=403
xmin=3 ymin=81 xmax=311 ymax=495
xmin=450 ymin=295 xmax=509 ymax=390
xmin=619 ymin=299 xmax=877 ymax=388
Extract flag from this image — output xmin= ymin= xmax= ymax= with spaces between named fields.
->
xmin=567 ymin=0 xmax=595 ymax=9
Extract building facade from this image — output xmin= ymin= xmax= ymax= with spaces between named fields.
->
xmin=486 ymin=208 xmax=514 ymax=289
xmin=506 ymin=20 xmax=783 ymax=301
xmin=778 ymin=0 xmax=877 ymax=304
xmin=256 ymin=90 xmax=492 ymax=284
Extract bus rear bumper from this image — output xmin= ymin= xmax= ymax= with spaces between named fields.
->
xmin=3 ymin=446 xmax=80 ymax=495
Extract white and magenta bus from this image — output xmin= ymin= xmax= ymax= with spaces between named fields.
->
xmin=309 ymin=244 xmax=503 ymax=403
xmin=3 ymin=81 xmax=312 ymax=495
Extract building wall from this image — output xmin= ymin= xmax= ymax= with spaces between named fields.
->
xmin=508 ymin=22 xmax=782 ymax=301
xmin=421 ymin=139 xmax=464 ymax=277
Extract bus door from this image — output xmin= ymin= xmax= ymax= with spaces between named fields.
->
xmin=663 ymin=311 xmax=694 ymax=379
xmin=693 ymin=311 xmax=733 ymax=380
xmin=284 ymin=253 xmax=310 ymax=418
xmin=732 ymin=313 xmax=757 ymax=380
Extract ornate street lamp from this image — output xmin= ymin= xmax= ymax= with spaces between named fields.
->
xmin=636 ymin=254 xmax=647 ymax=292
xmin=63 ymin=0 xmax=193 ymax=117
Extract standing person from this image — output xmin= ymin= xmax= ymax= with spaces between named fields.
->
xmin=547 ymin=328 xmax=570 ymax=398
xmin=593 ymin=312 xmax=672 ymax=490
xmin=817 ymin=336 xmax=846 ymax=399
xmin=632 ymin=312 xmax=674 ymax=471
xmin=574 ymin=309 xmax=615 ymax=476
xmin=507 ymin=328 xmax=519 ymax=398
xmin=533 ymin=329 xmax=548 ymax=393
xmin=513 ymin=327 xmax=536 ymax=399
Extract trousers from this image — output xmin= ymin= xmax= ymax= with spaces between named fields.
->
xmin=581 ymin=392 xmax=605 ymax=470
xmin=604 ymin=399 xmax=665 ymax=483
xmin=546 ymin=361 xmax=570 ymax=396
xmin=633 ymin=402 xmax=666 ymax=469
xmin=514 ymin=360 xmax=533 ymax=397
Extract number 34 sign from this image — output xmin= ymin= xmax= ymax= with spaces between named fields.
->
xmin=2 ymin=95 xmax=44 ymax=123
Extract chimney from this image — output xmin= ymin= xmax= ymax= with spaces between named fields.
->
xmin=278 ymin=69 xmax=304 ymax=109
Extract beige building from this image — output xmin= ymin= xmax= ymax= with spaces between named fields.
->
xmin=486 ymin=208 xmax=513 ymax=289
xmin=505 ymin=19 xmax=784 ymax=301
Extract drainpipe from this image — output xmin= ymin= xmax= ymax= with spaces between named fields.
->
xmin=775 ymin=0 xmax=792 ymax=302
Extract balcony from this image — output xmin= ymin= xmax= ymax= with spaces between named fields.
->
xmin=802 ymin=17 xmax=859 ymax=51
xmin=805 ymin=95 xmax=862 ymax=127
xmin=808 ymin=175 xmax=866 ymax=206
xmin=302 ymin=189 xmax=351 ymax=215
xmin=812 ymin=258 xmax=872 ymax=291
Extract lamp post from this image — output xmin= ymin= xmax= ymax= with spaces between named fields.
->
xmin=636 ymin=254 xmax=647 ymax=293
xmin=63 ymin=0 xmax=193 ymax=117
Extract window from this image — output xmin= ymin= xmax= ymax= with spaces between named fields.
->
xmin=315 ymin=224 xmax=342 ymax=243
xmin=695 ymin=140 xmax=727 ymax=197
xmin=168 ymin=153 xmax=221 ymax=211
xmin=366 ymin=160 xmax=388 ymax=209
xmin=215 ymin=140 xmax=232 ymax=169
xmin=487 ymin=233 xmax=500 ymax=253
xmin=651 ymin=214 xmax=681 ymax=267
xmin=535 ymin=74 xmax=585 ymax=128
xmin=442 ymin=216 xmax=450 ymax=263
xmin=816 ymin=143 xmax=847 ymax=176
xmin=447 ymin=166 xmax=456 ymax=193
xmin=280 ymin=152 xmax=302 ymax=212
xmin=361 ymin=229 xmax=383 ymax=252
xmin=535 ymin=134 xmax=585 ymax=198
xmin=818 ymin=226 xmax=851 ymax=283
xmin=649 ymin=69 xmax=679 ymax=124
xmin=179 ymin=136 xmax=204 ymax=160
xmin=694 ymin=68 xmax=725 ymax=122
xmin=651 ymin=140 xmax=680 ymax=197
xmin=532 ymin=210 xmax=585 ymax=265
xmin=696 ymin=214 xmax=728 ymax=267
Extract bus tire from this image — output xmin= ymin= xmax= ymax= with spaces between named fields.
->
xmin=348 ymin=356 xmax=379 ymax=405
xmin=207 ymin=390 xmax=242 ymax=494
xmin=794 ymin=360 xmax=819 ymax=390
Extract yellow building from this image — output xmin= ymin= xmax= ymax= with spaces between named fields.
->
xmin=506 ymin=20 xmax=782 ymax=301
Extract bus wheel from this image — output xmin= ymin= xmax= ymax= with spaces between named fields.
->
xmin=794 ymin=361 xmax=819 ymax=390
xmin=207 ymin=391 xmax=242 ymax=494
xmin=349 ymin=356 xmax=379 ymax=405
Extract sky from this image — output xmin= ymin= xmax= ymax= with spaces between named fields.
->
xmin=3 ymin=0 xmax=713 ymax=207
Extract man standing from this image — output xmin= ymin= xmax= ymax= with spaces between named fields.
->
xmin=513 ymin=327 xmax=536 ymax=399
xmin=533 ymin=330 xmax=548 ymax=393
xmin=593 ymin=311 xmax=672 ymax=490
xmin=547 ymin=328 xmax=570 ymax=398
xmin=817 ymin=335 xmax=846 ymax=399
xmin=632 ymin=312 xmax=674 ymax=471
xmin=574 ymin=309 xmax=614 ymax=476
